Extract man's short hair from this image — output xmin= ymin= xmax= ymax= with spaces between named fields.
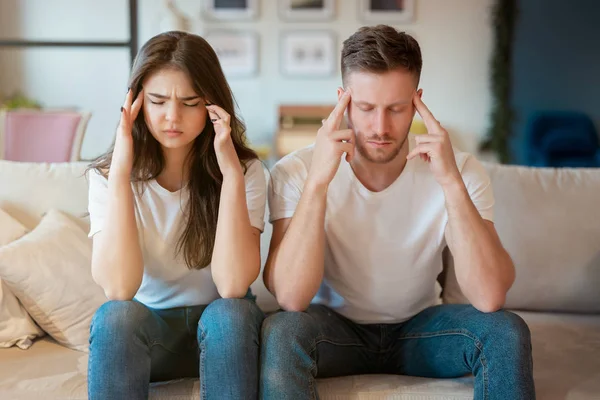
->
xmin=341 ymin=25 xmax=422 ymax=86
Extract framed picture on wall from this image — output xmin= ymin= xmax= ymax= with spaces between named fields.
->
xmin=202 ymin=0 xmax=259 ymax=21
xmin=279 ymin=0 xmax=335 ymax=21
xmin=205 ymin=31 xmax=259 ymax=77
xmin=359 ymin=0 xmax=415 ymax=23
xmin=280 ymin=31 xmax=336 ymax=77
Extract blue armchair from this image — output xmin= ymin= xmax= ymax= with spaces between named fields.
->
xmin=525 ymin=111 xmax=600 ymax=168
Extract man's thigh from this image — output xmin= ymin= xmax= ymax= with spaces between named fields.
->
xmin=305 ymin=305 xmax=380 ymax=378
xmin=382 ymin=304 xmax=529 ymax=378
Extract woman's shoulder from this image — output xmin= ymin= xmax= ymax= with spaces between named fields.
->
xmin=244 ymin=158 xmax=265 ymax=176
xmin=243 ymin=158 xmax=267 ymax=187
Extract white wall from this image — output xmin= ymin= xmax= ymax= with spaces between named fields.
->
xmin=0 ymin=0 xmax=493 ymax=159
xmin=0 ymin=0 xmax=131 ymax=160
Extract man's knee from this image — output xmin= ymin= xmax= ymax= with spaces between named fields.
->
xmin=262 ymin=310 xmax=318 ymax=351
xmin=476 ymin=309 xmax=532 ymax=356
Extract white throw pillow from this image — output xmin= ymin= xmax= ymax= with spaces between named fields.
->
xmin=0 ymin=209 xmax=107 ymax=352
xmin=0 ymin=207 xmax=28 ymax=245
xmin=0 ymin=208 xmax=45 ymax=349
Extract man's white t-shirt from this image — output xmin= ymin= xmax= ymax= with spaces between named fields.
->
xmin=268 ymin=135 xmax=494 ymax=324
xmin=87 ymin=159 xmax=266 ymax=310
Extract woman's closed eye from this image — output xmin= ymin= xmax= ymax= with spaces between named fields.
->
xmin=149 ymin=100 xmax=200 ymax=107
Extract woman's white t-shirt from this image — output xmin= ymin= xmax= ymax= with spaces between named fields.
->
xmin=87 ymin=159 xmax=266 ymax=309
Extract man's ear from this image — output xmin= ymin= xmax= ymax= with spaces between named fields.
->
xmin=412 ymin=88 xmax=423 ymax=118
xmin=337 ymin=86 xmax=345 ymax=101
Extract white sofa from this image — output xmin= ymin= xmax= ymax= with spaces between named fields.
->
xmin=0 ymin=159 xmax=599 ymax=400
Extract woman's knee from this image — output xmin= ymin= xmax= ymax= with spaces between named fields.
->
xmin=90 ymin=300 xmax=152 ymax=341
xmin=198 ymin=298 xmax=264 ymax=341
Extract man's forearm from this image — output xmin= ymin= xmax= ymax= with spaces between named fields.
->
xmin=444 ymin=180 xmax=514 ymax=312
xmin=266 ymin=182 xmax=328 ymax=311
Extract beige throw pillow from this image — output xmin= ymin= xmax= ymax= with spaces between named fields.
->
xmin=0 ymin=208 xmax=45 ymax=349
xmin=0 ymin=209 xmax=106 ymax=352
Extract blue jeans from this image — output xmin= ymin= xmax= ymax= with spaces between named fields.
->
xmin=260 ymin=304 xmax=535 ymax=399
xmin=88 ymin=297 xmax=264 ymax=400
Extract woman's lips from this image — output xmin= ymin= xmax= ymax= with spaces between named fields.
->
xmin=164 ymin=129 xmax=183 ymax=137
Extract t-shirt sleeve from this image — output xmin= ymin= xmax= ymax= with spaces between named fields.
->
xmin=244 ymin=159 xmax=267 ymax=232
xmin=460 ymin=155 xmax=495 ymax=222
xmin=268 ymin=154 xmax=308 ymax=223
xmin=87 ymin=169 xmax=109 ymax=238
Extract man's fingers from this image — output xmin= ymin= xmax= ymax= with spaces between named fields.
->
xmin=326 ymin=90 xmax=351 ymax=130
xmin=414 ymin=133 xmax=442 ymax=144
xmin=407 ymin=143 xmax=434 ymax=160
xmin=413 ymin=92 xmax=442 ymax=133
xmin=330 ymin=129 xmax=353 ymax=142
xmin=338 ymin=141 xmax=354 ymax=160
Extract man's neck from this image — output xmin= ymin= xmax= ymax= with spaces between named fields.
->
xmin=349 ymin=144 xmax=410 ymax=192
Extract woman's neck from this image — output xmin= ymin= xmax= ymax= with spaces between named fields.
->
xmin=156 ymin=146 xmax=191 ymax=192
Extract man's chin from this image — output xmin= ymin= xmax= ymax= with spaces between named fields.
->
xmin=360 ymin=146 xmax=402 ymax=164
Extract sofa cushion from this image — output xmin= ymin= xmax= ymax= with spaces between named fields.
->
xmin=444 ymin=163 xmax=600 ymax=313
xmin=0 ymin=209 xmax=106 ymax=352
xmin=0 ymin=160 xmax=89 ymax=231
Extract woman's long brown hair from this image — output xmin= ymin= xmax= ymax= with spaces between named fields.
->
xmin=88 ymin=31 xmax=257 ymax=270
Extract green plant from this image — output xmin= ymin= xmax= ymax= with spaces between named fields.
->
xmin=0 ymin=92 xmax=42 ymax=110
xmin=479 ymin=0 xmax=518 ymax=163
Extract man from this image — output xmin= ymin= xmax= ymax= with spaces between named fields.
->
xmin=260 ymin=25 xmax=535 ymax=400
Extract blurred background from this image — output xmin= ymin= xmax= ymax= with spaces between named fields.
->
xmin=0 ymin=0 xmax=598 ymax=167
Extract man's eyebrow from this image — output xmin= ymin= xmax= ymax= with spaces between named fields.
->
xmin=147 ymin=93 xmax=201 ymax=101
xmin=353 ymin=100 xmax=411 ymax=107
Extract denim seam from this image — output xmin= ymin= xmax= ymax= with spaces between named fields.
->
xmin=142 ymin=337 xmax=188 ymax=356
xmin=480 ymin=350 xmax=488 ymax=400
xmin=198 ymin=320 xmax=207 ymax=399
xmin=315 ymin=338 xmax=364 ymax=347
xmin=396 ymin=329 xmax=488 ymax=399
xmin=308 ymin=342 xmax=318 ymax=400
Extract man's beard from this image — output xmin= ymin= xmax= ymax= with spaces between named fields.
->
xmin=355 ymin=132 xmax=409 ymax=164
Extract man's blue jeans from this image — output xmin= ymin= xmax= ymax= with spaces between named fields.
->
xmin=260 ymin=304 xmax=535 ymax=399
xmin=88 ymin=297 xmax=264 ymax=400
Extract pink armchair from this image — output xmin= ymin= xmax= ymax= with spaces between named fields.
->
xmin=0 ymin=110 xmax=91 ymax=162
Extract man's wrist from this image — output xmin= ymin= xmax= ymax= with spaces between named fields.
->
xmin=442 ymin=176 xmax=469 ymax=203
xmin=304 ymin=179 xmax=329 ymax=198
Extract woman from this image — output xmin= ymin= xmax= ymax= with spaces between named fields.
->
xmin=86 ymin=31 xmax=265 ymax=400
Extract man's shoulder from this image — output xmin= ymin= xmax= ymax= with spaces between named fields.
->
xmin=271 ymin=144 xmax=314 ymax=179
xmin=452 ymin=149 xmax=491 ymax=187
